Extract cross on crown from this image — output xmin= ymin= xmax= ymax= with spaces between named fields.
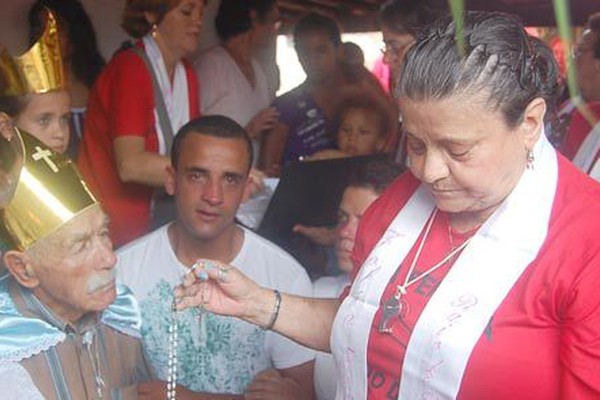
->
xmin=31 ymin=146 xmax=59 ymax=173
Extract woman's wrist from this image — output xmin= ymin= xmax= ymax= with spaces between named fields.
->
xmin=243 ymin=287 xmax=280 ymax=329
xmin=263 ymin=290 xmax=281 ymax=330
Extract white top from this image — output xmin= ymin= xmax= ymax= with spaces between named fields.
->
xmin=195 ymin=45 xmax=271 ymax=127
xmin=312 ymin=274 xmax=350 ymax=400
xmin=116 ymin=224 xmax=314 ymax=395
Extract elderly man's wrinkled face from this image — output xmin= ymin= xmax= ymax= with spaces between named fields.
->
xmin=27 ymin=204 xmax=116 ymax=322
xmin=400 ymin=93 xmax=543 ymax=227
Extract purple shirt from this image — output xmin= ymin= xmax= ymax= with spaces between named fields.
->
xmin=273 ymin=84 xmax=335 ymax=165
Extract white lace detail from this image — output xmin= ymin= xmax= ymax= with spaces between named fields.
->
xmin=0 ymin=362 xmax=45 ymax=399
xmin=1 ymin=332 xmax=66 ymax=363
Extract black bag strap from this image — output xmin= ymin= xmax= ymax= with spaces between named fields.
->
xmin=130 ymin=45 xmax=175 ymax=154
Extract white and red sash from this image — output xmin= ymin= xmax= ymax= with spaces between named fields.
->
xmin=571 ymin=119 xmax=600 ymax=178
xmin=331 ymin=132 xmax=558 ymax=400
xmin=142 ymin=35 xmax=190 ymax=155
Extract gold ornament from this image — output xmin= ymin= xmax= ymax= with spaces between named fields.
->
xmin=0 ymin=9 xmax=66 ymax=97
xmin=0 ymin=127 xmax=97 ymax=251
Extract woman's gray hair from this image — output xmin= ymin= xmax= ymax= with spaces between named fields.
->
xmin=398 ymin=11 xmax=561 ymax=130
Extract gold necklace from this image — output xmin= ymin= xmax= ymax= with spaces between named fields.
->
xmin=378 ymin=209 xmax=474 ymax=334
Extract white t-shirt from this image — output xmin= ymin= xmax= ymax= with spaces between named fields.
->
xmin=312 ymin=274 xmax=350 ymax=400
xmin=116 ymin=224 xmax=314 ymax=394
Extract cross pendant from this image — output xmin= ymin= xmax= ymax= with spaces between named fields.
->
xmin=378 ymin=286 xmax=408 ymax=334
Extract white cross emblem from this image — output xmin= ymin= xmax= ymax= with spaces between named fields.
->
xmin=31 ymin=146 xmax=59 ymax=173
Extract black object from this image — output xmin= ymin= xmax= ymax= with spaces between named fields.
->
xmin=257 ymin=154 xmax=389 ymax=277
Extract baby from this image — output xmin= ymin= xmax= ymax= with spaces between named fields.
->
xmin=310 ymin=96 xmax=389 ymax=160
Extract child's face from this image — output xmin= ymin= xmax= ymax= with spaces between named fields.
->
xmin=15 ymin=90 xmax=71 ymax=154
xmin=337 ymin=108 xmax=384 ymax=156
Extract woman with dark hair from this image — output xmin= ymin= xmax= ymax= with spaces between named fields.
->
xmin=78 ymin=0 xmax=204 ymax=247
xmin=377 ymin=0 xmax=443 ymax=93
xmin=28 ymin=0 xmax=105 ymax=144
xmin=195 ymin=0 xmax=280 ymax=165
xmin=177 ymin=11 xmax=600 ymax=399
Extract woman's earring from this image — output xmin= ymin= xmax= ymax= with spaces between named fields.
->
xmin=151 ymin=23 xmax=158 ymax=39
xmin=526 ymin=149 xmax=535 ymax=170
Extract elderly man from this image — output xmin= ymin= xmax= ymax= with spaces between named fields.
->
xmin=117 ymin=115 xmax=315 ymax=399
xmin=0 ymin=126 xmax=151 ymax=399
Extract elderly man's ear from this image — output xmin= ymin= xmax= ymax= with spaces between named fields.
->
xmin=3 ymin=251 xmax=40 ymax=289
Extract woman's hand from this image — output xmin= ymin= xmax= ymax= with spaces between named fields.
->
xmin=175 ymin=260 xmax=271 ymax=328
xmin=246 ymin=107 xmax=280 ymax=139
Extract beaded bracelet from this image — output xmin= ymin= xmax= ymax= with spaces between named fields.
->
xmin=264 ymin=290 xmax=282 ymax=330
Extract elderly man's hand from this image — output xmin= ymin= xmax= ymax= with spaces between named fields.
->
xmin=138 ymin=381 xmax=200 ymax=400
xmin=244 ymin=369 xmax=306 ymax=400
xmin=137 ymin=381 xmax=167 ymax=400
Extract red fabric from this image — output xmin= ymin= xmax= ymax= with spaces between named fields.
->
xmin=370 ymin=56 xmax=391 ymax=95
xmin=559 ymin=101 xmax=600 ymax=161
xmin=78 ymin=42 xmax=200 ymax=247
xmin=346 ymin=156 xmax=600 ymax=399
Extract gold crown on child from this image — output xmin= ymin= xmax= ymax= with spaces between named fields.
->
xmin=0 ymin=9 xmax=66 ymax=97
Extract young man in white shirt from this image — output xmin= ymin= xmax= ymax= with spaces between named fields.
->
xmin=117 ymin=115 xmax=315 ymax=399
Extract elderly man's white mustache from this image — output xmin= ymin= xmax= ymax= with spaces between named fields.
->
xmin=86 ymin=269 xmax=116 ymax=294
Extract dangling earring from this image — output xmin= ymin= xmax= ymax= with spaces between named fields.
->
xmin=151 ymin=23 xmax=158 ymax=39
xmin=526 ymin=149 xmax=535 ymax=170
xmin=0 ymin=112 xmax=15 ymax=142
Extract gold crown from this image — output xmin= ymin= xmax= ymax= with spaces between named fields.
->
xmin=0 ymin=127 xmax=97 ymax=251
xmin=0 ymin=9 xmax=66 ymax=97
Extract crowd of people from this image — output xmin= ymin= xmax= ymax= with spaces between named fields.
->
xmin=1 ymin=0 xmax=600 ymax=398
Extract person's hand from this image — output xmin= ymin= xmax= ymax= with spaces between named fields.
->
xmin=263 ymin=163 xmax=281 ymax=178
xmin=246 ymin=107 xmax=279 ymax=139
xmin=242 ymin=168 xmax=266 ymax=202
xmin=292 ymin=225 xmax=336 ymax=247
xmin=137 ymin=380 xmax=202 ymax=400
xmin=175 ymin=260 xmax=268 ymax=326
xmin=307 ymin=149 xmax=347 ymax=161
xmin=244 ymin=369 xmax=303 ymax=400
xmin=137 ymin=381 xmax=166 ymax=400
